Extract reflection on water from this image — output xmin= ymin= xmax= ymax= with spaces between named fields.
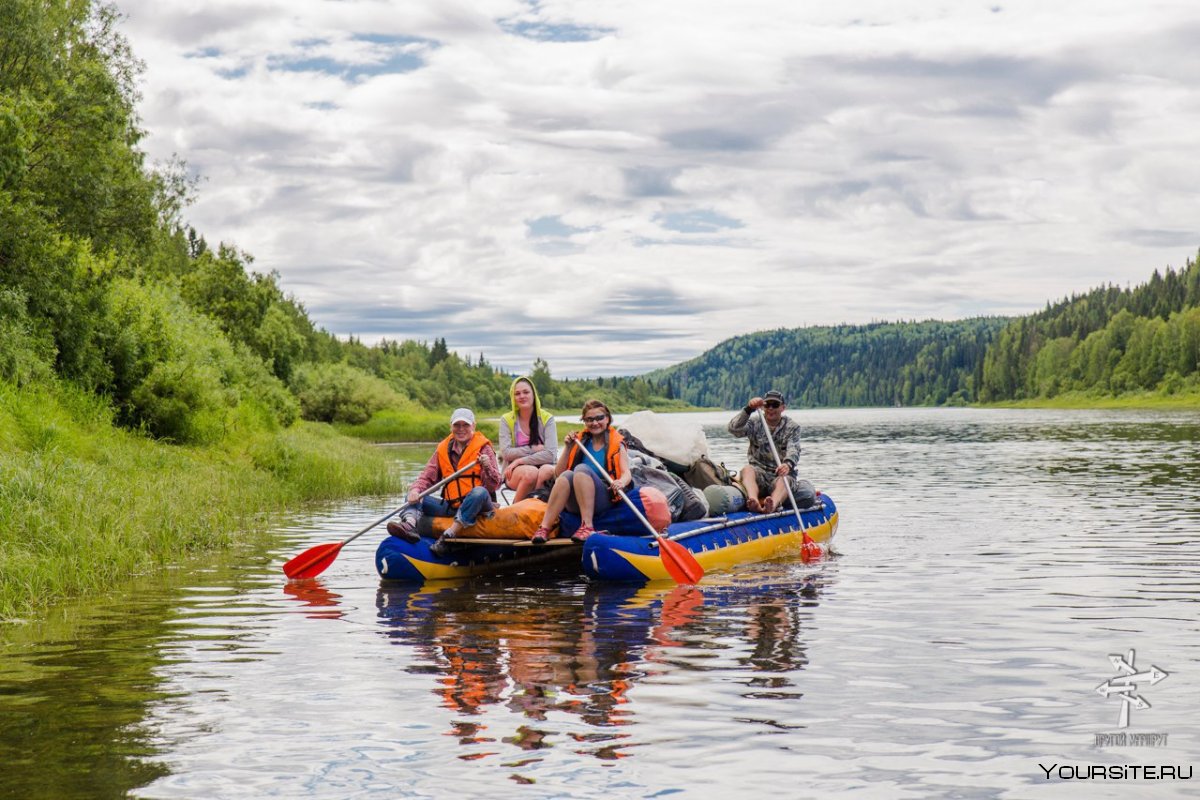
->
xmin=371 ymin=571 xmax=830 ymax=769
xmin=2 ymin=408 xmax=1199 ymax=798
xmin=282 ymin=579 xmax=346 ymax=621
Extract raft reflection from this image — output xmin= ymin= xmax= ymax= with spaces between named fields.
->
xmin=374 ymin=569 xmax=829 ymax=763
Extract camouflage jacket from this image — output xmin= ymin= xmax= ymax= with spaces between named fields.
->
xmin=727 ymin=409 xmax=802 ymax=472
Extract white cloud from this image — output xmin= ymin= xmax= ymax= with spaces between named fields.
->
xmin=116 ymin=0 xmax=1200 ymax=375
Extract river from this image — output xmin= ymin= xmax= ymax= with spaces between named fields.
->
xmin=1 ymin=408 xmax=1198 ymax=798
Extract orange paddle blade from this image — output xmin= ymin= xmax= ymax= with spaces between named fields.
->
xmin=283 ymin=541 xmax=344 ymax=580
xmin=800 ymin=531 xmax=822 ymax=563
xmin=659 ymin=537 xmax=704 ymax=584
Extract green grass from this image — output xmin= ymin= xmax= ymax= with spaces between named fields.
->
xmin=336 ymin=408 xmax=499 ymax=442
xmin=981 ymin=388 xmax=1200 ymax=410
xmin=0 ymin=381 xmax=401 ymax=620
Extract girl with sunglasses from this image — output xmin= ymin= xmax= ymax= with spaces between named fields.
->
xmin=531 ymin=399 xmax=631 ymax=544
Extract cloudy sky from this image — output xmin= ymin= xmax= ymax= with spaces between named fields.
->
xmin=115 ymin=1 xmax=1200 ymax=376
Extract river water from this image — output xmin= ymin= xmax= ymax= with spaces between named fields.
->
xmin=1 ymin=408 xmax=1198 ymax=799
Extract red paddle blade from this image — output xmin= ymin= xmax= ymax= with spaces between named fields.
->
xmin=800 ymin=531 xmax=822 ymax=563
xmin=283 ymin=541 xmax=344 ymax=580
xmin=659 ymin=537 xmax=704 ymax=584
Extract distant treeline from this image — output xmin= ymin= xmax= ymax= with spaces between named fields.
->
xmin=979 ymin=258 xmax=1200 ymax=400
xmin=647 ymin=254 xmax=1200 ymax=408
xmin=646 ymin=318 xmax=1010 ymax=408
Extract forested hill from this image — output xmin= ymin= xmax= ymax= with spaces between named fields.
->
xmin=979 ymin=254 xmax=1200 ymax=400
xmin=647 ymin=252 xmax=1200 ymax=409
xmin=646 ymin=318 xmax=1011 ymax=408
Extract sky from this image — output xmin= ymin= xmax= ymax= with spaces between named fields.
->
xmin=114 ymin=1 xmax=1200 ymax=376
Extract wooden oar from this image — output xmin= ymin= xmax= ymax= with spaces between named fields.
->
xmin=573 ymin=437 xmax=704 ymax=584
xmin=283 ymin=459 xmax=480 ymax=580
xmin=758 ymin=409 xmax=821 ymax=562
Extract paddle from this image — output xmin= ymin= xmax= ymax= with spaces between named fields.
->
xmin=282 ymin=459 xmax=480 ymax=580
xmin=757 ymin=408 xmax=822 ymax=562
xmin=572 ymin=436 xmax=704 ymax=584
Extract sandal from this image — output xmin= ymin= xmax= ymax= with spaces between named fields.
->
xmin=530 ymin=526 xmax=552 ymax=545
xmin=571 ymin=524 xmax=596 ymax=544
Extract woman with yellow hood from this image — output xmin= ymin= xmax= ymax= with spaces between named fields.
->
xmin=498 ymin=376 xmax=558 ymax=502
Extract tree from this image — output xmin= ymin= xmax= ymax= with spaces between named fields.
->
xmin=429 ymin=337 xmax=449 ymax=366
xmin=530 ymin=357 xmax=553 ymax=398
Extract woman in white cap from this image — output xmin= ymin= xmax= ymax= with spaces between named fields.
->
xmin=389 ymin=407 xmax=502 ymax=555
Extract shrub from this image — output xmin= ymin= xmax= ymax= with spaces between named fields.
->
xmin=290 ymin=362 xmax=403 ymax=425
xmin=0 ymin=287 xmax=54 ymax=385
xmin=104 ymin=278 xmax=297 ymax=442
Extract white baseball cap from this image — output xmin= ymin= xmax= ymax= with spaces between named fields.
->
xmin=449 ymin=407 xmax=475 ymax=426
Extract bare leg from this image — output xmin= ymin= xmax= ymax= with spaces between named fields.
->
xmin=740 ymin=465 xmax=761 ymax=512
xmin=510 ymin=465 xmax=537 ymax=502
xmin=539 ymin=473 xmax=573 ymax=529
xmin=573 ymin=469 xmax=597 ymax=527
xmin=769 ymin=478 xmax=789 ymax=512
xmin=535 ymin=464 xmax=555 ymax=491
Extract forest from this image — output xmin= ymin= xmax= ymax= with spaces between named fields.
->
xmin=646 ymin=318 xmax=1011 ymax=409
xmin=647 ymin=253 xmax=1200 ymax=409
xmin=978 ymin=259 xmax=1200 ymax=401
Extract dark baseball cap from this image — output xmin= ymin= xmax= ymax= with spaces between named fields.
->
xmin=763 ymin=390 xmax=785 ymax=403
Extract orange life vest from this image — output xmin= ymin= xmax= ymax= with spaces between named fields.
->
xmin=567 ymin=427 xmax=625 ymax=483
xmin=436 ymin=431 xmax=490 ymax=508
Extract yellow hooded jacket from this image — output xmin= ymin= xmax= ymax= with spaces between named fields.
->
xmin=498 ymin=377 xmax=558 ymax=468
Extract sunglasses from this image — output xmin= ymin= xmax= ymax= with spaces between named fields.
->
xmin=582 ymin=414 xmax=608 ymax=423
xmin=764 ymin=400 xmax=782 ymax=409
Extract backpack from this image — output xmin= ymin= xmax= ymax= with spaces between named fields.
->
xmin=683 ymin=454 xmax=734 ymax=489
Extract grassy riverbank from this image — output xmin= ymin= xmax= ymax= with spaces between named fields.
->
xmin=336 ymin=408 xmax=501 ymax=443
xmin=0 ymin=381 xmax=401 ymax=620
xmin=982 ymin=388 xmax=1200 ymax=410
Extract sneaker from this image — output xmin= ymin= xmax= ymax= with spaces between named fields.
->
xmin=571 ymin=525 xmax=596 ymax=544
xmin=429 ymin=533 xmax=453 ymax=558
xmin=530 ymin=527 xmax=551 ymax=545
xmin=386 ymin=519 xmax=420 ymax=544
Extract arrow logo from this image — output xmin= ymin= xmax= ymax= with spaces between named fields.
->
xmin=1095 ymin=649 xmax=1169 ymax=728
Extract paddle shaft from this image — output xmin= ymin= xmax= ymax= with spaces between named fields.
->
xmin=343 ymin=458 xmax=480 ymax=548
xmin=758 ymin=408 xmax=806 ymax=533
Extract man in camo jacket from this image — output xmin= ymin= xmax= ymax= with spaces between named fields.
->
xmin=727 ymin=389 xmax=817 ymax=513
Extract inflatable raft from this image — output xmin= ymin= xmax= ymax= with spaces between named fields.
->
xmin=375 ymin=493 xmax=838 ymax=583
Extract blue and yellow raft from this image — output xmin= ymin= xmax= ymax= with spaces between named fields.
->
xmin=582 ymin=500 xmax=838 ymax=582
xmin=375 ymin=494 xmax=838 ymax=583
